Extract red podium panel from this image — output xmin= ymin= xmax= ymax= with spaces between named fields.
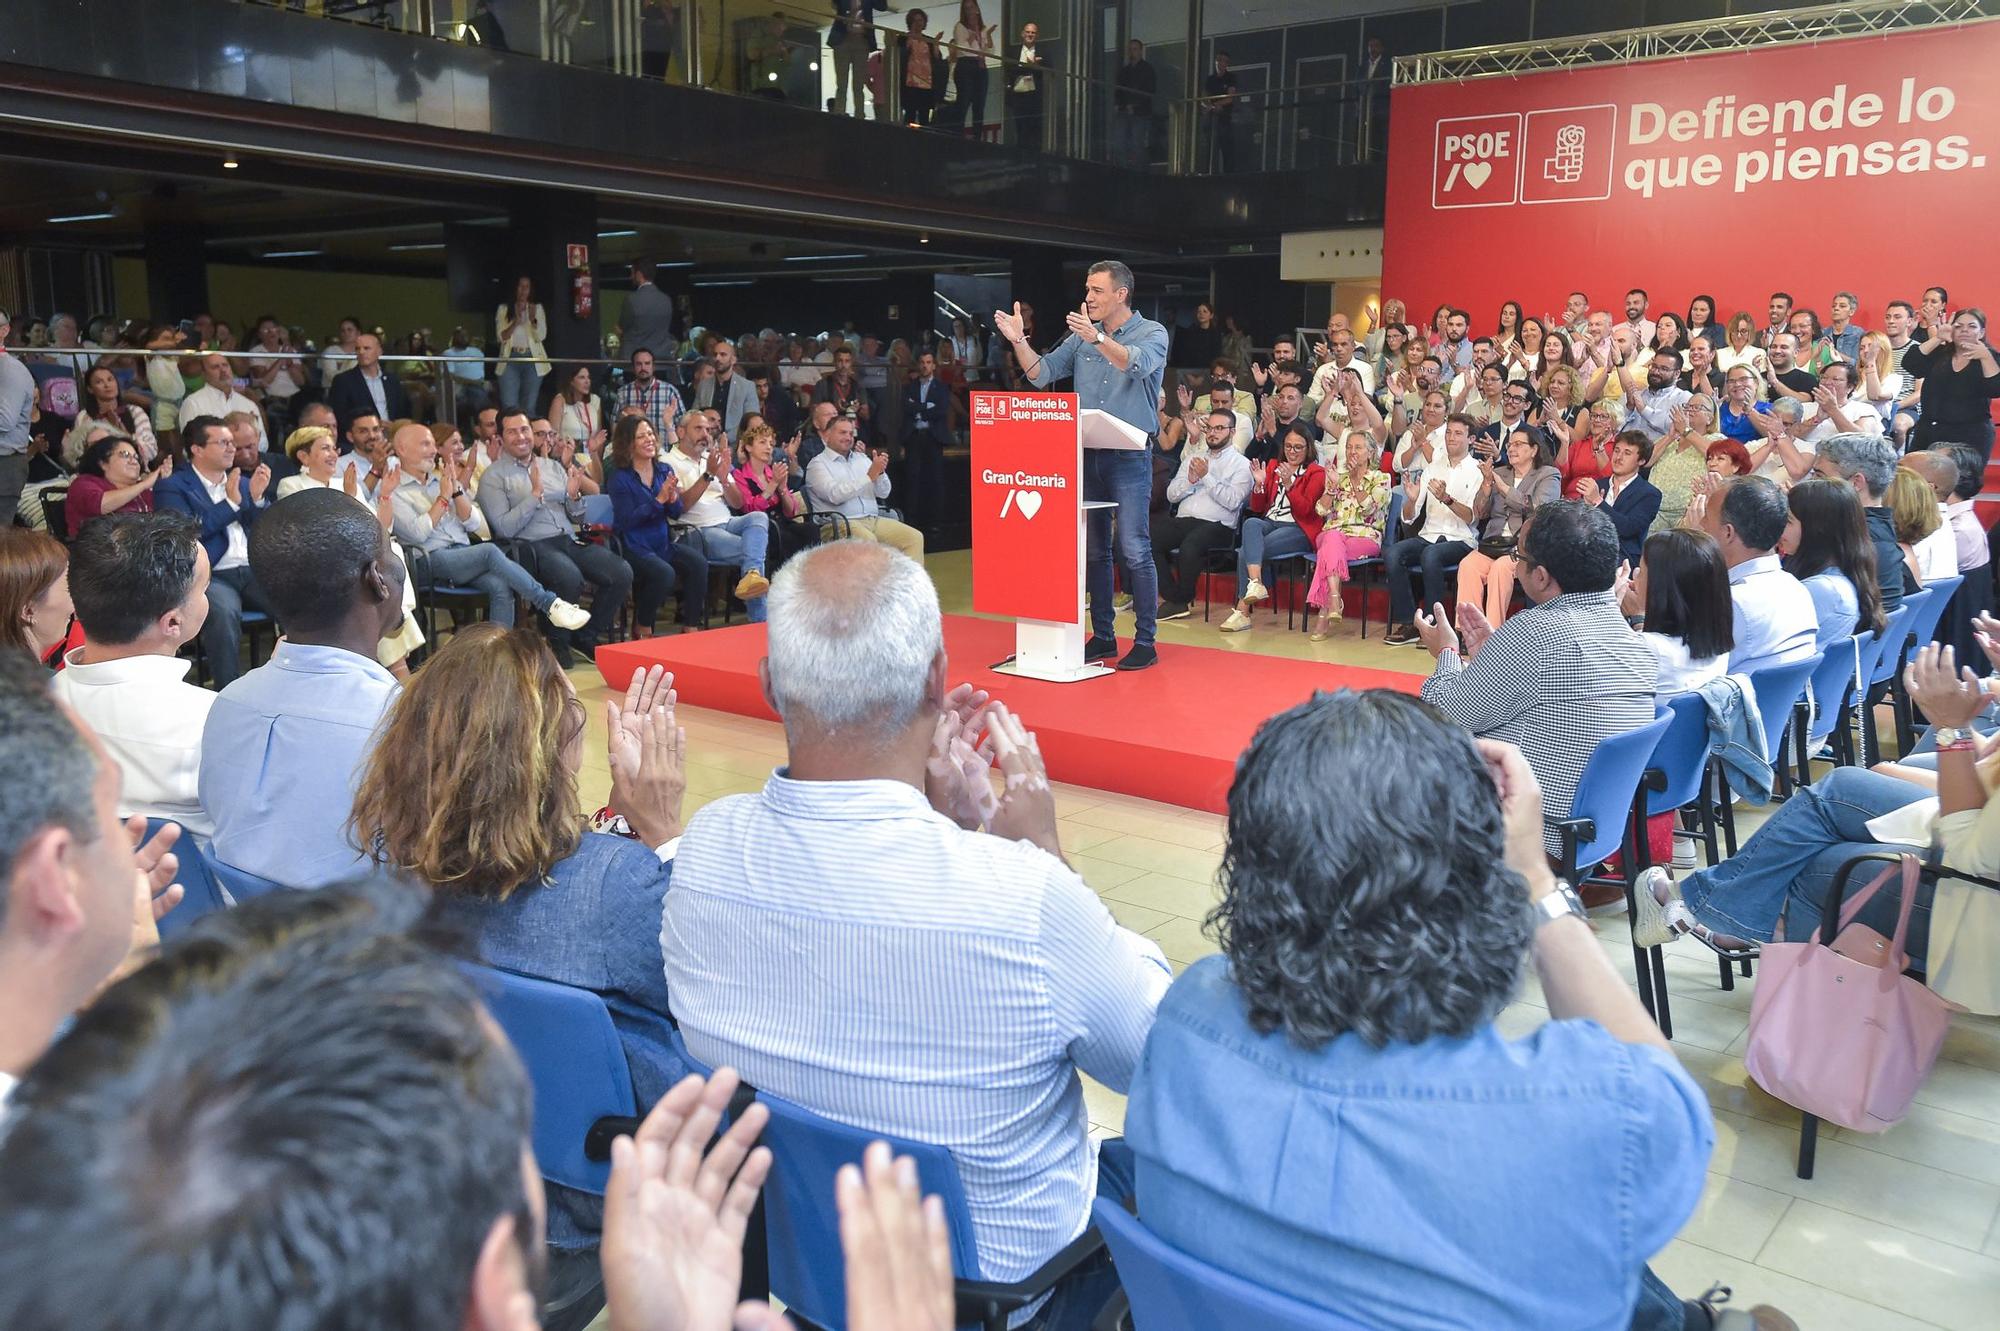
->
xmin=971 ymin=391 xmax=1082 ymax=624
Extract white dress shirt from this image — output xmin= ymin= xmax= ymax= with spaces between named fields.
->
xmin=666 ymin=446 xmax=731 ymax=527
xmin=199 ymin=469 xmax=251 ymax=571
xmin=1308 ymin=357 xmax=1376 ymax=403
xmin=1406 ymin=450 xmax=1484 ymax=545
xmin=1915 ymin=521 xmax=1958 ymax=584
xmin=665 ymin=773 xmax=1170 ymax=1307
xmin=178 ymin=385 xmax=267 ymax=446
xmin=49 ymin=650 xmax=217 ymax=836
xmin=1165 ymin=442 xmax=1253 ymax=526
xmin=1727 ymin=554 xmax=1819 ymax=675
xmin=806 ymin=447 xmax=893 ymax=520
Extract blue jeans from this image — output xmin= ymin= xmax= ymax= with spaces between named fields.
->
xmin=1632 ymin=1266 xmax=1703 ymax=1331
xmin=1110 ymin=109 xmax=1149 ymax=168
xmin=1235 ymin=517 xmax=1313 ymax=599
xmin=1386 ymin=535 xmax=1470 ymax=624
xmin=421 ymin=541 xmax=557 ymax=628
xmin=1017 ymin=1139 xmax=1135 ymax=1331
xmin=628 ymin=542 xmax=709 ymax=629
xmin=1085 ymin=445 xmax=1156 ymax=647
xmin=499 ymin=360 xmax=541 ymax=413
xmin=1679 ymin=766 xmax=1934 ymax=951
xmin=201 ymin=564 xmax=272 ymax=688
xmin=689 ymin=513 xmax=771 ymax=623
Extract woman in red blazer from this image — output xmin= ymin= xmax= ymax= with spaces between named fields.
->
xmin=1220 ymin=425 xmax=1326 ymax=633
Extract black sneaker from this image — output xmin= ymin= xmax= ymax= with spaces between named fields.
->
xmin=1116 ymin=643 xmax=1158 ymax=671
xmin=1084 ymin=636 xmax=1119 ymax=662
xmin=1382 ymin=624 xmax=1416 ymax=645
xmin=1157 ymin=602 xmax=1193 ymax=621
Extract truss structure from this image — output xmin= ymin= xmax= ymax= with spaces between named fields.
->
xmin=1394 ymin=0 xmax=1995 ymax=84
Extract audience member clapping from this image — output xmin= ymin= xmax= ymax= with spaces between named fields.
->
xmin=666 ymin=541 xmax=1169 ymax=1331
xmin=1417 ymin=500 xmax=1657 ymax=864
xmin=1455 ymin=425 xmax=1558 ymax=631
xmin=0 ymin=650 xmax=181 ymax=1094
xmin=1382 ymin=413 xmax=1483 ymax=645
xmin=351 ymin=633 xmax=687 ymax=1323
xmin=1812 ymin=431 xmax=1907 ymax=609
xmin=1305 ymin=428 xmax=1391 ymax=641
xmin=1219 ymin=426 xmax=1324 ymax=633
xmin=1704 ymin=436 xmax=1752 ymax=479
xmin=1152 ymin=407 xmax=1251 ymax=620
xmin=1553 ymin=397 xmax=1623 ymax=500
xmin=1889 ymin=461 xmax=1955 ymax=587
xmin=1123 ymin=690 xmax=1778 ymax=1331
xmin=155 ymin=415 xmax=273 ymax=688
xmin=608 ymin=413 xmax=710 ymax=637
xmin=66 ymin=435 xmax=166 ymax=535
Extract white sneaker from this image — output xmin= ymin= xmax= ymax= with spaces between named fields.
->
xmin=1113 ymin=592 xmax=1133 ymax=611
xmin=546 ymin=599 xmax=591 ymax=631
xmin=1219 ymin=608 xmax=1253 ymax=633
xmin=1672 ymin=831 xmax=1699 ymax=870
xmin=1243 ymin=579 xmax=1271 ymax=604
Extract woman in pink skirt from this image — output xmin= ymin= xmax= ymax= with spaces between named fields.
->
xmin=1307 ymin=429 xmax=1391 ymax=641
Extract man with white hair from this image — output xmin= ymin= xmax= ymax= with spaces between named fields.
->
xmin=178 ymin=353 xmax=267 ymax=448
xmin=666 ymin=540 xmax=1170 ymax=1331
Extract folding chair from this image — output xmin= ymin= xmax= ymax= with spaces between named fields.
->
xmin=1793 ymin=635 xmax=1867 ymax=787
xmin=747 ymin=1081 xmax=1107 ymax=1331
xmin=1346 ymin=490 xmax=1400 ymax=640
xmin=1856 ymin=591 xmax=1930 ymax=767
xmin=1557 ymin=712 xmax=1675 ymax=1033
xmin=1088 ymin=1200 xmax=1373 ymax=1331
xmin=1886 ymin=574 xmax=1963 ymax=754
xmin=1750 ymin=652 xmax=1824 ymax=802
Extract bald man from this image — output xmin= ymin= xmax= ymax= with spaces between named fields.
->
xmin=178 ymin=353 xmax=267 ymax=448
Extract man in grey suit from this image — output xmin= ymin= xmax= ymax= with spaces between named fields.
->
xmin=619 ymin=259 xmax=679 ymax=362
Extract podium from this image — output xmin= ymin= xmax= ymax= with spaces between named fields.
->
xmin=970 ymin=390 xmax=1129 ymax=682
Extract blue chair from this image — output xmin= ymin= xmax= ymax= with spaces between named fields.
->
xmin=1845 ymin=599 xmax=1917 ymax=767
xmin=1088 ymin=1200 xmax=1372 ymax=1331
xmin=1745 ymin=651 xmax=1823 ymax=801
xmin=747 ymin=1081 xmax=1106 ymax=1331
xmin=1347 ymin=489 xmax=1401 ymax=640
xmin=463 ymin=965 xmax=641 ymax=1195
xmin=1859 ymin=589 xmax=1931 ymax=765
xmin=1645 ymin=695 xmax=1759 ymax=998
xmin=1556 ymin=711 xmax=1675 ymax=1033
xmin=206 ymin=857 xmax=288 ymax=905
xmin=1794 ymin=636 xmax=1867 ymax=783
xmin=1889 ymin=574 xmax=1964 ymax=753
xmin=145 ymin=818 xmax=225 ymax=939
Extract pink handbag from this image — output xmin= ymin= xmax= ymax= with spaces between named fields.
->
xmin=1744 ymin=855 xmax=1951 ymax=1133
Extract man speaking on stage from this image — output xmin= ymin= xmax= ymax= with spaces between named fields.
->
xmin=995 ymin=259 xmax=1169 ymax=671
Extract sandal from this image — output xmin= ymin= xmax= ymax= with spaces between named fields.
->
xmin=1630 ymin=867 xmax=1683 ymax=948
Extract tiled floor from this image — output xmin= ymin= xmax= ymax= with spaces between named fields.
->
xmin=568 ymin=549 xmax=2000 ymax=1330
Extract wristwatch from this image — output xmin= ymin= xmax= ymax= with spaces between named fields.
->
xmin=1934 ymin=726 xmax=1976 ymax=752
xmin=1532 ymin=879 xmax=1587 ymax=925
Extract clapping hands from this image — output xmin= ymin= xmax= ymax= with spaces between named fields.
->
xmin=606 ymin=666 xmax=686 ymax=848
xmin=924 ymin=683 xmax=996 ymax=831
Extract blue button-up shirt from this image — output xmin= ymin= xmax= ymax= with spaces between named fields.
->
xmin=478 ymin=453 xmax=583 ymax=543
xmin=199 ymin=640 xmax=401 ymax=887
xmin=1127 ymin=956 xmax=1713 ymax=1331
xmin=0 ymin=352 xmax=33 ymax=454
xmin=1026 ymin=311 xmax=1169 ymax=436
xmin=664 ymin=773 xmax=1171 ymax=1304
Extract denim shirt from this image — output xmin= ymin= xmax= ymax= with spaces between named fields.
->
xmin=1125 ymin=956 xmax=1713 ymax=1331
xmin=430 ymin=832 xmax=683 ymax=1252
xmin=1026 ymin=311 xmax=1169 ymax=436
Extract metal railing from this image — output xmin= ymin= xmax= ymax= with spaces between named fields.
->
xmin=1395 ymin=0 xmax=1994 ymax=84
xmin=235 ymin=0 xmax=1388 ymax=174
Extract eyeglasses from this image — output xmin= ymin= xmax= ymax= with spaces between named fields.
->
xmin=1503 ymin=393 xmax=1530 ymax=403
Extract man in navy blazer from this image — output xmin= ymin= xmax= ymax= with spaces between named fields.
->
xmin=900 ymin=349 xmax=955 ymax=531
xmin=155 ymin=414 xmax=276 ymax=687
xmin=1580 ymin=430 xmax=1663 ymax=570
xmin=325 ymin=332 xmax=411 ymax=435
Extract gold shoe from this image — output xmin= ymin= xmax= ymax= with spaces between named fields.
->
xmin=733 ymin=570 xmax=771 ymax=600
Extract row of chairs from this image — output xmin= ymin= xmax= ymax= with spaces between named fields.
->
xmin=1175 ymin=490 xmax=1407 ymax=637
xmin=479 ymin=961 xmax=1365 ymax=1331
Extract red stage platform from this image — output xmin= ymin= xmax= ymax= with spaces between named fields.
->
xmin=596 ymin=615 xmax=1426 ymax=815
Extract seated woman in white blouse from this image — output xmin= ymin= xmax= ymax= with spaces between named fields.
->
xmin=1624 ymin=527 xmax=1734 ymax=693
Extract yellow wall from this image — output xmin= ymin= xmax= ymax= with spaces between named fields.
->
xmin=1331 ymin=282 xmax=1381 ymax=330
xmin=113 ymin=258 xmax=463 ymax=345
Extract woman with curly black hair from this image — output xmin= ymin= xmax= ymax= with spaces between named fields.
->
xmin=1122 ymin=689 xmax=1792 ymax=1331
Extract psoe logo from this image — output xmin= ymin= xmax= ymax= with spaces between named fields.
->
xmin=1432 ymin=113 xmax=1521 ymax=209
xmin=1521 ymin=104 xmax=1617 ymax=204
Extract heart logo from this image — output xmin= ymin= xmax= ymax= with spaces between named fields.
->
xmin=1463 ymin=160 xmax=1492 ymax=189
xmin=1015 ymin=490 xmax=1043 ymax=520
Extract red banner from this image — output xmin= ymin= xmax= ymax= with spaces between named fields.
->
xmin=1383 ymin=21 xmax=2000 ymax=330
xmin=970 ymin=392 xmax=1082 ymax=624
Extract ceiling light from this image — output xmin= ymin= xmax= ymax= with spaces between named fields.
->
xmin=812 ymin=275 xmax=883 ymax=284
xmin=654 ymin=260 xmax=694 ymax=268
xmin=918 ymin=233 xmax=930 ymax=244
xmin=261 ymin=249 xmax=323 ymax=259
xmin=784 ymin=253 xmax=869 ymax=263
xmin=223 ymin=153 xmax=239 ymax=169
xmin=46 ymin=211 xmax=117 ymax=224
xmin=387 ymin=241 xmax=446 ymax=252
xmin=808 ymin=61 xmax=819 ymax=71
xmin=597 ymin=229 xmax=638 ymax=238
xmin=693 ymin=279 xmax=755 ymax=288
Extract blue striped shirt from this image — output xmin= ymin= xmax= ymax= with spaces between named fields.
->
xmin=662 ymin=772 xmax=1172 ymax=1301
